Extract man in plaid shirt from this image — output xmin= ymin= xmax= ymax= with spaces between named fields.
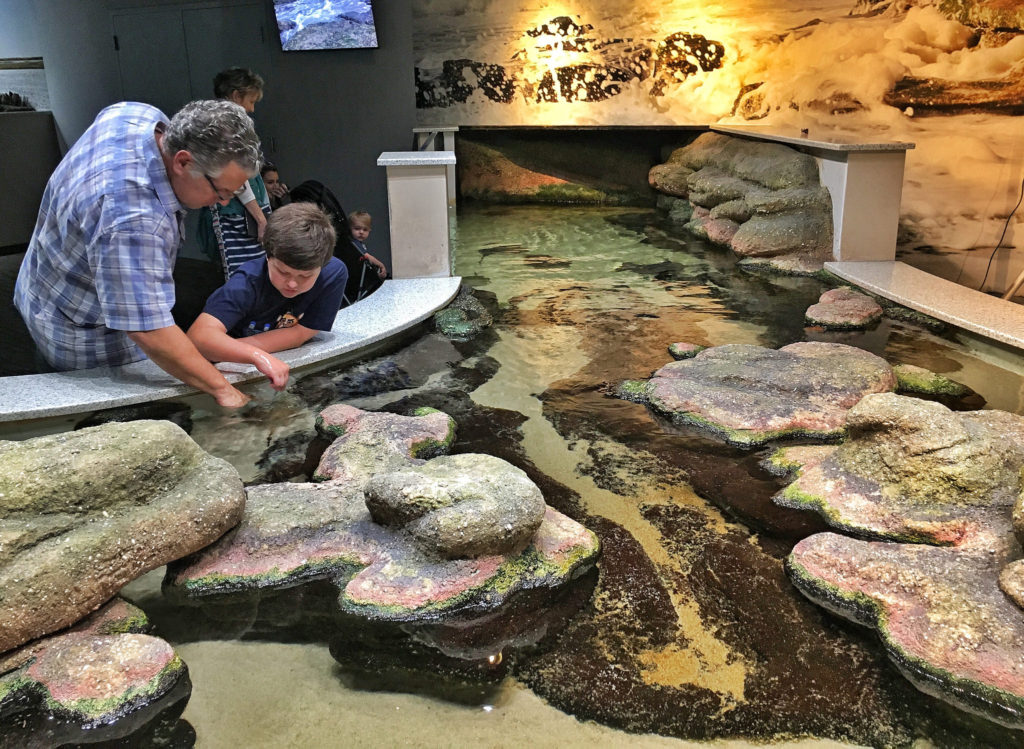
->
xmin=15 ymin=99 xmax=262 ymax=408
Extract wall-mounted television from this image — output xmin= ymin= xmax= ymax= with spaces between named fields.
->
xmin=273 ymin=0 xmax=378 ymax=51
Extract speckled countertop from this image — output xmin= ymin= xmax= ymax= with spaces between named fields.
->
xmin=377 ymin=151 xmax=456 ymax=166
xmin=712 ymin=125 xmax=915 ymax=152
xmin=0 ymin=277 xmax=461 ymax=423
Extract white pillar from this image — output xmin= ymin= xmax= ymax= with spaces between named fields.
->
xmin=817 ymin=150 xmax=908 ymax=262
xmin=413 ymin=126 xmax=459 ymax=208
xmin=378 ymin=151 xmax=456 ymax=278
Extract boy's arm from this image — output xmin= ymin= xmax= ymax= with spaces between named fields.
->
xmin=187 ymin=312 xmax=290 ymax=390
xmin=242 ymin=324 xmax=320 ymax=353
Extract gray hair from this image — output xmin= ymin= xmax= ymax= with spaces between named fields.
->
xmin=162 ymin=99 xmax=262 ymax=177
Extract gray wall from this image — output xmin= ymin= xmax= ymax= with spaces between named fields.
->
xmin=3 ymin=0 xmax=415 ymax=263
xmin=0 ymin=0 xmax=41 ymax=57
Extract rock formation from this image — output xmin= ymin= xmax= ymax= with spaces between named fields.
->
xmin=0 ymin=598 xmax=191 ymax=746
xmin=804 ymin=287 xmax=883 ymax=329
xmin=0 ymin=420 xmax=245 ymax=653
xmin=771 ymin=393 xmax=1024 ymax=728
xmin=618 ymin=342 xmax=896 ymax=445
xmin=771 ymin=393 xmax=1024 ymax=544
xmin=313 ymin=404 xmax=456 ymax=486
xmin=166 ymin=406 xmax=600 ymax=624
xmin=649 ymin=132 xmax=833 ymax=273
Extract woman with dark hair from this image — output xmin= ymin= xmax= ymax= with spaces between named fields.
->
xmin=261 ymin=161 xmax=291 ymax=211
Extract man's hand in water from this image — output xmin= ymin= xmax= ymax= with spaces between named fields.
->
xmin=251 ymin=350 xmax=290 ymax=391
xmin=213 ymin=384 xmax=251 ymax=408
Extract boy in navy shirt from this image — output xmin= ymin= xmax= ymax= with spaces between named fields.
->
xmin=188 ymin=202 xmax=348 ymax=391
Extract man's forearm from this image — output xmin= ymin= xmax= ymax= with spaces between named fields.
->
xmin=128 ymin=326 xmax=243 ymax=402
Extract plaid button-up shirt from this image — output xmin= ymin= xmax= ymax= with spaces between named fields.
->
xmin=15 ymin=102 xmax=183 ymax=370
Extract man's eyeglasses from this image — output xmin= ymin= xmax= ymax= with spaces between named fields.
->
xmin=204 ymin=173 xmax=235 ymax=202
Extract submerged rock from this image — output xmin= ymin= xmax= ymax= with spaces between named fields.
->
xmin=74 ymin=400 xmax=193 ymax=433
xmin=621 ymin=342 xmax=895 ymax=445
xmin=0 ymin=420 xmax=245 ymax=653
xmin=804 ymin=286 xmax=883 ymax=329
xmin=893 ymin=363 xmax=973 ymax=398
xmin=434 ymin=286 xmax=494 ymax=341
xmin=773 ymin=393 xmax=1024 ymax=545
xmin=788 ymin=532 xmax=1024 ymax=729
xmin=365 ymin=454 xmax=546 ymax=558
xmin=0 ymin=598 xmax=191 ymax=745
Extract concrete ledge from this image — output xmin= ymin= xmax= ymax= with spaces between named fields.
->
xmin=0 ymin=276 xmax=462 ymax=423
xmin=826 ymin=261 xmax=1024 ymax=350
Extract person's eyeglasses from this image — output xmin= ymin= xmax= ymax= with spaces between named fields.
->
xmin=204 ymin=173 xmax=235 ymax=202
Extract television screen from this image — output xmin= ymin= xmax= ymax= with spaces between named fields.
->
xmin=273 ymin=1 xmax=378 ymax=51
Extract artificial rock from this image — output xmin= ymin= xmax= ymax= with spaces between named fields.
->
xmin=649 ymin=132 xmax=833 ymax=271
xmin=804 ymin=286 xmax=883 ymax=329
xmin=365 ymin=453 xmax=547 ymax=558
xmin=0 ymin=420 xmax=244 ymax=653
xmin=619 ymin=342 xmax=895 ymax=445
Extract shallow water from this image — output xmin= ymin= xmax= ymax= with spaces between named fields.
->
xmin=125 ymin=204 xmax=1024 ymax=747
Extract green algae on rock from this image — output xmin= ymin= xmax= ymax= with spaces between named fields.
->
xmin=0 ymin=598 xmax=190 ymax=744
xmin=0 ymin=420 xmax=245 ymax=653
xmin=621 ymin=342 xmax=896 ymax=446
xmin=894 ymin=363 xmax=974 ymax=398
xmin=667 ymin=342 xmax=706 ymax=360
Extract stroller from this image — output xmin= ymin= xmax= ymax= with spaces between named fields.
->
xmin=288 ymin=180 xmax=383 ymax=307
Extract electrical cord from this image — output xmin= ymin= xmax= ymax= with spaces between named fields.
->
xmin=977 ymin=175 xmax=1024 ymax=294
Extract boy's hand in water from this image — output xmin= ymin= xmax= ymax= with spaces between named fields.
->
xmin=214 ymin=384 xmax=251 ymax=408
xmin=251 ymin=350 xmax=290 ymax=391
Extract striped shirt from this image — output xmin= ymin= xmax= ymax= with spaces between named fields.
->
xmin=14 ymin=102 xmax=182 ymax=370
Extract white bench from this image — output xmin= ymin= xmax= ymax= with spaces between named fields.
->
xmin=711 ymin=125 xmax=915 ymax=262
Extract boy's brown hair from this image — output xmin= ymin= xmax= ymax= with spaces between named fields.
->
xmin=262 ymin=203 xmax=336 ymax=270
xmin=348 ymin=210 xmax=372 ymax=228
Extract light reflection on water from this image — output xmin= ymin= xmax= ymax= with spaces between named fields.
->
xmin=164 ymin=204 xmax=1024 ymax=746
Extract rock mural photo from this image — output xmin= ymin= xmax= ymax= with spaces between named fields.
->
xmin=414 ymin=0 xmax=1022 ymax=281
